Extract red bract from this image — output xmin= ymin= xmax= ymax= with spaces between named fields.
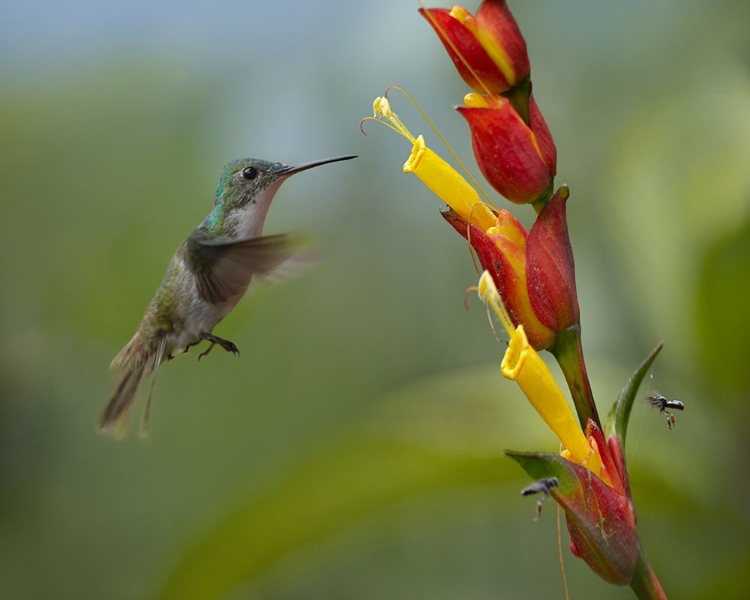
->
xmin=529 ymin=95 xmax=557 ymax=176
xmin=526 ymin=187 xmax=579 ymax=331
xmin=562 ymin=467 xmax=638 ymax=585
xmin=457 ymin=94 xmax=556 ymax=204
xmin=419 ymin=0 xmax=529 ymax=94
xmin=508 ymin=446 xmax=638 ymax=586
xmin=442 ymin=187 xmax=578 ymax=350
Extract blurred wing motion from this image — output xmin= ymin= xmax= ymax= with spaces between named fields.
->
xmin=187 ymin=232 xmax=299 ymax=304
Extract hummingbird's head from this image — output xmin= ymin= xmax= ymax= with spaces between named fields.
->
xmin=214 ymin=158 xmax=288 ymax=211
xmin=204 ymin=155 xmax=356 ymax=238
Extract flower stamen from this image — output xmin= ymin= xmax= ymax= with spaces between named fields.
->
xmin=366 ymin=89 xmax=499 ymax=212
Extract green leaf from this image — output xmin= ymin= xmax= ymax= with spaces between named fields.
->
xmin=605 ymin=342 xmax=663 ymax=447
xmin=504 ymin=450 xmax=579 ymax=494
xmin=160 ymin=439 xmax=510 ymax=600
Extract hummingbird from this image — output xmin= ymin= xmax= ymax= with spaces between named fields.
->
xmin=99 ymin=154 xmax=356 ymax=434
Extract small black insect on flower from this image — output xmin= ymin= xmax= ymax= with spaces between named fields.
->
xmin=520 ymin=477 xmax=559 ymax=520
xmin=646 ymin=392 xmax=684 ymax=430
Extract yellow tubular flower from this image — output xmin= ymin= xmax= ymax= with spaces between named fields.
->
xmin=404 ymin=135 xmax=497 ymax=232
xmin=478 ymin=272 xmax=608 ymax=484
xmin=371 ymin=97 xmax=496 ymax=233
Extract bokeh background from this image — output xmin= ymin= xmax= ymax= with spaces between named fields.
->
xmin=2 ymin=0 xmax=749 ymax=598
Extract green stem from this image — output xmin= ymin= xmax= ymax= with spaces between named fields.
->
xmin=550 ymin=325 xmax=600 ymax=429
xmin=630 ymin=546 xmax=668 ymax=600
xmin=531 ymin=178 xmax=555 ymax=214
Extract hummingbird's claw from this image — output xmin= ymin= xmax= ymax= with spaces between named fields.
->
xmin=199 ymin=332 xmax=240 ymax=360
xmin=198 ymin=342 xmax=216 ymax=361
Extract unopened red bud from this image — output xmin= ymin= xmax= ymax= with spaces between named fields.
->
xmin=458 ymin=94 xmax=555 ymax=204
xmin=442 ymin=208 xmax=556 ymax=350
xmin=526 ymin=186 xmax=579 ymax=331
xmin=420 ymin=0 xmax=529 ymax=94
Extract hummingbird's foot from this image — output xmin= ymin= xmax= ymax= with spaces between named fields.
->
xmin=197 ymin=343 xmax=216 ymax=360
xmin=198 ymin=332 xmax=240 ymax=360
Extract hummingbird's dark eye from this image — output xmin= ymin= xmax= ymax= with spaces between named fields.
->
xmin=241 ymin=166 xmax=258 ymax=180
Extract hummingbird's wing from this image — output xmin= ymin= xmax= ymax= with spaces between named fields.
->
xmin=186 ymin=232 xmax=297 ymax=304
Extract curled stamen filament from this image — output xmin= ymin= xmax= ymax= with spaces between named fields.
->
xmin=363 ymin=96 xmax=417 ymax=144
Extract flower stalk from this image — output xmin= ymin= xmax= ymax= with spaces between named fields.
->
xmin=550 ymin=326 xmax=600 ymax=429
xmin=366 ymin=0 xmax=672 ymax=594
xmin=630 ymin=551 xmax=668 ymax=600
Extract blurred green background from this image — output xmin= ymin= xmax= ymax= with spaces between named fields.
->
xmin=2 ymin=1 xmax=749 ymax=598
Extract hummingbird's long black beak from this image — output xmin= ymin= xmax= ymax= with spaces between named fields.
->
xmin=277 ymin=154 xmax=357 ymax=177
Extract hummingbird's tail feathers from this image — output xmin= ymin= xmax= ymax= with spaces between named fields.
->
xmin=110 ymin=330 xmax=144 ymax=369
xmin=98 ymin=362 xmax=147 ymax=435
xmin=100 ymin=332 xmax=167 ymax=436
xmin=140 ymin=334 xmax=168 ymax=436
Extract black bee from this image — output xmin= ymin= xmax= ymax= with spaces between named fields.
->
xmin=520 ymin=477 xmax=559 ymax=520
xmin=646 ymin=392 xmax=684 ymax=430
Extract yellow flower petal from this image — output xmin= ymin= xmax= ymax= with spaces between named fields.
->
xmin=463 ymin=92 xmax=491 ymax=109
xmin=404 ymin=135 xmax=497 ymax=232
xmin=477 ymin=272 xmax=608 ymax=483
xmin=449 ymin=6 xmax=475 ymax=30
xmin=501 ymin=325 xmax=591 ymax=463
